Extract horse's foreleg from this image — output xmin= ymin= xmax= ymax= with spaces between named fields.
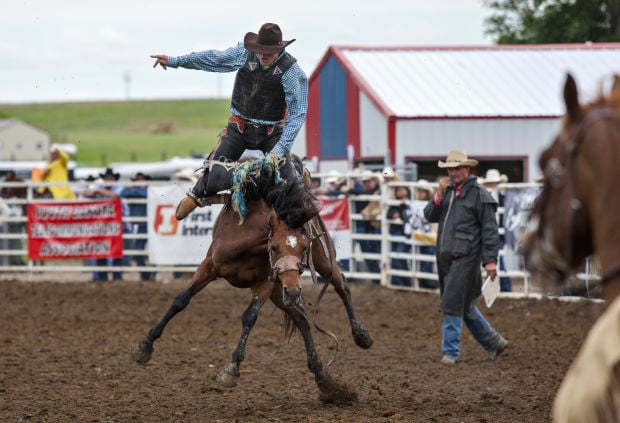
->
xmin=329 ymin=272 xmax=373 ymax=349
xmin=270 ymin=290 xmax=357 ymax=405
xmin=133 ymin=257 xmax=216 ymax=365
xmin=216 ymin=280 xmax=273 ymax=388
xmin=312 ymin=237 xmax=373 ymax=349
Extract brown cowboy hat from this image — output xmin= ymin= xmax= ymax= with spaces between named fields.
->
xmin=244 ymin=23 xmax=295 ymax=54
xmin=437 ymin=150 xmax=478 ymax=168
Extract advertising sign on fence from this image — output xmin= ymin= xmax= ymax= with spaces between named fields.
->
xmin=317 ymin=196 xmax=351 ymax=260
xmin=27 ymin=200 xmax=124 ymax=260
xmin=148 ymin=184 xmax=223 ymax=265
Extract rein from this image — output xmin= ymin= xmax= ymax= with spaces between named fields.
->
xmin=600 ymin=265 xmax=620 ymax=285
xmin=305 ymin=216 xmax=341 ymax=366
xmin=543 ymin=106 xmax=618 ymax=284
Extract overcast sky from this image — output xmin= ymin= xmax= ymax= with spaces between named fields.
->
xmin=1 ymin=0 xmax=492 ymax=104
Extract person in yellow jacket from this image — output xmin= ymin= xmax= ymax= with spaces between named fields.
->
xmin=37 ymin=144 xmax=76 ymax=199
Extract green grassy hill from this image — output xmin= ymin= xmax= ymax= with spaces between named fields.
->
xmin=0 ymin=99 xmax=231 ymax=166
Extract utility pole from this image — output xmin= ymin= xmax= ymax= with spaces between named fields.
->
xmin=124 ymin=71 xmax=131 ymax=100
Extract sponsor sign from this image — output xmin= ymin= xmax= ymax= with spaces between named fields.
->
xmin=27 ymin=200 xmax=124 ymax=260
xmin=148 ymin=184 xmax=223 ymax=265
xmin=317 ymin=197 xmax=351 ymax=259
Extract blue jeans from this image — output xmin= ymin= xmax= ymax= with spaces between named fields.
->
xmin=442 ymin=305 xmax=504 ymax=361
xmin=418 ymin=245 xmax=438 ymax=289
xmin=390 ymin=239 xmax=411 ymax=286
xmin=499 ymin=254 xmax=512 ymax=292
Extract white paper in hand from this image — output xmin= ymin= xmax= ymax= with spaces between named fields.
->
xmin=482 ymin=276 xmax=500 ymax=308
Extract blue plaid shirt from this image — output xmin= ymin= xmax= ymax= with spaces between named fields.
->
xmin=167 ymin=42 xmax=308 ymax=155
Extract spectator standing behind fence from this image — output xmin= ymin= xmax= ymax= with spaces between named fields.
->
xmin=315 ymin=170 xmax=346 ymax=197
xmin=423 ymin=150 xmax=508 ymax=365
xmin=481 ymin=169 xmax=511 ymax=292
xmin=36 ymin=144 xmax=76 ymax=200
xmin=410 ymin=179 xmax=438 ymax=289
xmin=1 ymin=171 xmax=27 ymax=265
xmin=345 ymin=170 xmax=381 ymax=280
xmin=386 ymin=185 xmax=412 ymax=286
xmin=82 ymin=168 xmax=130 ymax=282
xmin=121 ymin=172 xmax=154 ymax=282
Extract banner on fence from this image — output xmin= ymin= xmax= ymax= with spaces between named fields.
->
xmin=409 ymin=200 xmax=437 ymax=245
xmin=317 ymin=196 xmax=351 ymax=260
xmin=27 ymin=200 xmax=124 ymax=260
xmin=502 ymin=185 xmax=541 ymax=270
xmin=148 ymin=184 xmax=223 ymax=265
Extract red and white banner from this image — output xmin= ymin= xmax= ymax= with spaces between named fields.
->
xmin=27 ymin=200 xmax=124 ymax=260
xmin=317 ymin=196 xmax=351 ymax=259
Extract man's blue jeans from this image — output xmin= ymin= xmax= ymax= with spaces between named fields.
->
xmin=442 ymin=305 xmax=503 ymax=361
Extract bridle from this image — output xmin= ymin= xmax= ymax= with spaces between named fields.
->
xmin=267 ymin=226 xmax=306 ymax=282
xmin=538 ymin=106 xmax=620 ymax=284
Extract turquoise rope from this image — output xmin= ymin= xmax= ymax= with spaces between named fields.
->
xmin=230 ymin=155 xmax=285 ymax=224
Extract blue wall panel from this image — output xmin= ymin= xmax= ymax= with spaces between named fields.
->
xmin=319 ymin=57 xmax=347 ymax=157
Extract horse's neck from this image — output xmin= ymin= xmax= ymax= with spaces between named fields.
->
xmin=577 ymin=115 xmax=620 ymax=303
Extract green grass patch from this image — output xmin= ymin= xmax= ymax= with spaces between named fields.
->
xmin=0 ymin=99 xmax=231 ymax=166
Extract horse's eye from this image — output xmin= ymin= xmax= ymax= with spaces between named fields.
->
xmin=270 ymin=245 xmax=277 ymax=253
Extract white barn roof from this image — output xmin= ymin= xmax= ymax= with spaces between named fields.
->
xmin=336 ymin=43 xmax=620 ymax=118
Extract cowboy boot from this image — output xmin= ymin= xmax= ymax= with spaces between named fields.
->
xmin=175 ymin=163 xmax=234 ymax=220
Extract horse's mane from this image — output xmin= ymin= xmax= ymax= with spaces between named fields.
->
xmin=230 ymin=154 xmax=319 ymax=228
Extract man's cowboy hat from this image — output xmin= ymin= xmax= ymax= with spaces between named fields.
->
xmin=416 ymin=179 xmax=434 ymax=194
xmin=173 ymin=168 xmax=199 ymax=183
xmin=437 ymin=150 xmax=478 ymax=168
xmin=99 ymin=168 xmax=120 ymax=180
xmin=324 ymin=170 xmax=345 ymax=185
xmin=482 ymin=169 xmax=508 ymax=184
xmin=244 ymin=23 xmax=295 ymax=54
xmin=360 ymin=170 xmax=379 ymax=181
xmin=131 ymin=172 xmax=151 ymax=181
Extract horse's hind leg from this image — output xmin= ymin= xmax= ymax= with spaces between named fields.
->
xmin=133 ymin=257 xmax=217 ymax=365
xmin=311 ymin=225 xmax=373 ymax=349
xmin=216 ymin=280 xmax=273 ymax=388
xmin=269 ymin=288 xmax=357 ymax=405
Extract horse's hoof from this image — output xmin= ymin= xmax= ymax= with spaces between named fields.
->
xmin=353 ymin=327 xmax=374 ymax=349
xmin=216 ymin=363 xmax=239 ymax=388
xmin=132 ymin=339 xmax=153 ymax=364
xmin=317 ymin=375 xmax=358 ymax=406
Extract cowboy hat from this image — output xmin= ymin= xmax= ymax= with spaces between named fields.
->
xmin=131 ymin=172 xmax=151 ymax=181
xmin=360 ymin=170 xmax=379 ymax=181
xmin=383 ymin=166 xmax=397 ymax=179
xmin=324 ymin=170 xmax=345 ymax=185
xmin=99 ymin=168 xmax=120 ymax=180
xmin=173 ymin=168 xmax=199 ymax=183
xmin=244 ymin=23 xmax=295 ymax=54
xmin=437 ymin=150 xmax=478 ymax=168
xmin=416 ymin=179 xmax=434 ymax=193
xmin=482 ymin=169 xmax=508 ymax=184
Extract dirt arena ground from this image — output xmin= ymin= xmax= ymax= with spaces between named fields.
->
xmin=0 ymin=277 xmax=602 ymax=422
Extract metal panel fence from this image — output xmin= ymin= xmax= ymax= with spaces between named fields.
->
xmin=0 ymin=177 xmax=602 ymax=298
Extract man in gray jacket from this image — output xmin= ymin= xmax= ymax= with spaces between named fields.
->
xmin=424 ymin=150 xmax=508 ymax=365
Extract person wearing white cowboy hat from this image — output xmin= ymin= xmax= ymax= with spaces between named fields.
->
xmin=480 ymin=169 xmax=512 ymax=293
xmin=424 ymin=149 xmax=508 ymax=365
xmin=173 ymin=168 xmax=200 ymax=184
xmin=151 ymin=23 xmax=308 ymax=221
xmin=481 ymin=169 xmax=508 ymax=185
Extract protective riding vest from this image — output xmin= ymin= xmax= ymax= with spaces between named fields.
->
xmin=231 ymin=52 xmax=296 ymax=122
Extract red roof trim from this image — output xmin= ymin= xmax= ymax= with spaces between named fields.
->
xmin=328 ymin=46 xmax=396 ymax=119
